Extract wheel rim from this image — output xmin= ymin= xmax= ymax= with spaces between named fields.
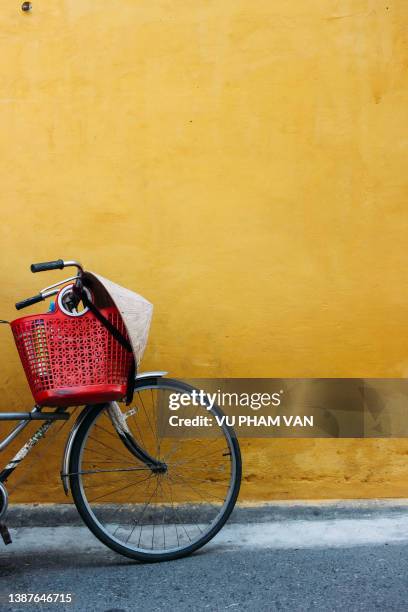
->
xmin=75 ymin=383 xmax=239 ymax=556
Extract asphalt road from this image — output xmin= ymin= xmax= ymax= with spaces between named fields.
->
xmin=1 ymin=532 xmax=408 ymax=611
xmin=2 ymin=502 xmax=408 ymax=612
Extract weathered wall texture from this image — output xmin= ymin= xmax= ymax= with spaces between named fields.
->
xmin=1 ymin=1 xmax=408 ymax=501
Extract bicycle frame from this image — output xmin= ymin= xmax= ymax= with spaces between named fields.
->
xmin=0 ymin=405 xmax=72 ymax=484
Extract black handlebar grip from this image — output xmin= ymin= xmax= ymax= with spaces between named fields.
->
xmin=15 ymin=294 xmax=45 ymax=311
xmin=30 ymin=259 xmax=65 ymax=273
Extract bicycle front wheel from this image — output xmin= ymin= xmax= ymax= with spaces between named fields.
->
xmin=69 ymin=378 xmax=241 ymax=562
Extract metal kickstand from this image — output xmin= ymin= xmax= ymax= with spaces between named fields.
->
xmin=0 ymin=523 xmax=12 ymax=545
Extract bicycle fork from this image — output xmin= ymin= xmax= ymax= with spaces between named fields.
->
xmin=107 ymin=402 xmax=167 ymax=474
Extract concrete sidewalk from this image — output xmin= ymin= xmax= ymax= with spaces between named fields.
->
xmin=1 ymin=501 xmax=408 ymax=611
xmin=4 ymin=500 xmax=408 ymax=554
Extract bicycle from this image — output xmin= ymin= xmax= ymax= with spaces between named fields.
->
xmin=0 ymin=259 xmax=241 ymax=562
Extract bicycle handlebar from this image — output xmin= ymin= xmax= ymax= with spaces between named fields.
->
xmin=31 ymin=260 xmax=65 ymax=273
xmin=15 ymin=259 xmax=84 ymax=311
xmin=15 ymin=294 xmax=45 ymax=311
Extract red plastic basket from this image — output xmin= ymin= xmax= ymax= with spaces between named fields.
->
xmin=11 ymin=297 xmax=133 ymax=407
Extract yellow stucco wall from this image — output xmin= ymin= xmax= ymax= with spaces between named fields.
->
xmin=1 ymin=1 xmax=408 ymax=502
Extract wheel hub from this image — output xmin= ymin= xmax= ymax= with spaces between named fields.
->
xmin=151 ymin=462 xmax=167 ymax=474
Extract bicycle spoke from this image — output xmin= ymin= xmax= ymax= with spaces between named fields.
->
xmin=164 ymin=438 xmax=228 ymax=461
xmin=73 ymin=466 xmax=151 ymax=476
xmin=167 ymin=472 xmax=226 ymax=504
xmin=171 ymin=446 xmax=230 ymax=468
xmin=162 ymin=477 xmax=194 ymax=542
xmin=137 ymin=390 xmax=160 ymax=453
xmin=87 ymin=435 xmax=137 ymax=464
xmin=86 ymin=473 xmax=154 ymax=503
xmin=130 ymin=478 xmax=161 ymax=546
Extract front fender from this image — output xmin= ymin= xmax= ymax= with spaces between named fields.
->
xmin=60 ymin=371 xmax=168 ymax=495
xmin=60 ymin=404 xmax=105 ymax=495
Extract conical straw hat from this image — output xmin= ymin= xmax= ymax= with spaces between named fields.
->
xmin=84 ymin=272 xmax=153 ymax=366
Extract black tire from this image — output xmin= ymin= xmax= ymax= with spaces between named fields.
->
xmin=69 ymin=378 xmax=242 ymax=562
